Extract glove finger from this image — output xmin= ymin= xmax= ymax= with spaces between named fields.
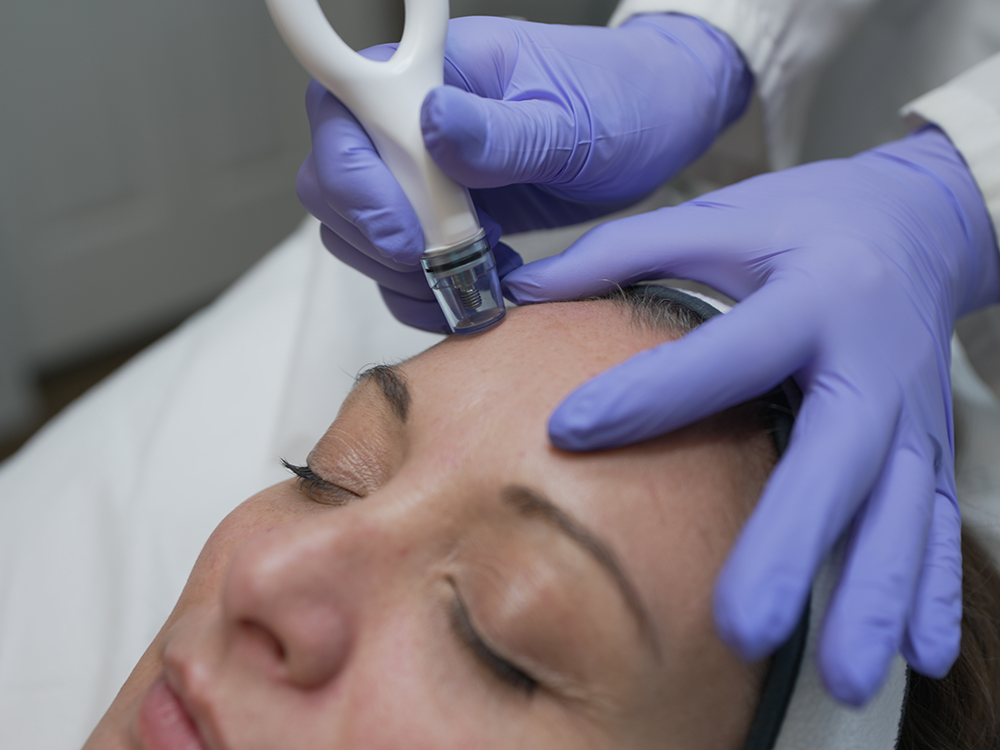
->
xmin=491 ymin=241 xmax=525 ymax=279
xmin=297 ymin=154 xmax=418 ymax=275
xmin=817 ymin=433 xmax=936 ymax=705
xmin=502 ymin=204 xmax=763 ymax=305
xmin=320 ymin=224 xmax=433 ymax=300
xmin=379 ymin=287 xmax=452 ymax=334
xmin=422 ymin=86 xmax=580 ymax=190
xmin=304 ymin=152 xmax=522 ymax=283
xmin=714 ymin=384 xmax=898 ymax=661
xmin=901 ymin=489 xmax=962 ymax=678
xmin=309 ymin=88 xmax=424 ymax=265
xmin=548 ymin=284 xmax=814 ymax=450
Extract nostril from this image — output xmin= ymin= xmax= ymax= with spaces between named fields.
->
xmin=237 ymin=619 xmax=287 ymax=664
xmin=229 ymin=593 xmax=355 ymax=689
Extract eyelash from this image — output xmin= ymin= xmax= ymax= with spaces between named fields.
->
xmin=281 ymin=460 xmax=358 ymax=506
xmin=450 ymin=592 xmax=538 ymax=697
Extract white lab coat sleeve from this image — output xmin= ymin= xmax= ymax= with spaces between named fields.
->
xmin=608 ymin=0 xmax=882 ymax=170
xmin=902 ymin=53 xmax=1000 ymax=245
xmin=909 ymin=53 xmax=1000 ymax=395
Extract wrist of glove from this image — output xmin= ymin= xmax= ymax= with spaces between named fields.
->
xmin=871 ymin=126 xmax=1000 ymax=317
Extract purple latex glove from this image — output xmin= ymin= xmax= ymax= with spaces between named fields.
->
xmin=296 ymin=13 xmax=751 ymax=332
xmin=503 ymin=127 xmax=1000 ymax=705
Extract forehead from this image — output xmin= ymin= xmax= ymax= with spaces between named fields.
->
xmin=400 ymin=301 xmax=673 ymax=411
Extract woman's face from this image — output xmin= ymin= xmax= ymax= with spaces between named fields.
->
xmin=86 ymin=301 xmax=772 ymax=750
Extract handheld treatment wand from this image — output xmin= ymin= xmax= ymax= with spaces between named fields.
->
xmin=265 ymin=0 xmax=506 ymax=334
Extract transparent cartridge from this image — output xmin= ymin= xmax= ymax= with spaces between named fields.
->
xmin=421 ymin=229 xmax=505 ymax=333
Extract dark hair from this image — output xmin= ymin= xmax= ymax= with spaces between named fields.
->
xmin=602 ymin=284 xmax=712 ymax=335
xmin=899 ymin=530 xmax=1000 ymax=750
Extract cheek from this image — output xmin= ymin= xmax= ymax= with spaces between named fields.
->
xmin=197 ymin=603 xmax=500 ymax=750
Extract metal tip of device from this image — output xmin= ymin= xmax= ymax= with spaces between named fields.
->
xmin=458 ymin=286 xmax=483 ymax=310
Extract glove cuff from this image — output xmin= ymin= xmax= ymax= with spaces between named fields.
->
xmin=872 ymin=127 xmax=1000 ymax=318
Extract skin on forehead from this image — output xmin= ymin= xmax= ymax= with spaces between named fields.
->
xmin=85 ymin=300 xmax=772 ymax=750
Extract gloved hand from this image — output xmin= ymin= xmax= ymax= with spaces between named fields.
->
xmin=296 ymin=13 xmax=752 ymax=332
xmin=502 ymin=127 xmax=1000 ymax=705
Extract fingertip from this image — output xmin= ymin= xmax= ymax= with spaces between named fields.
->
xmin=547 ymin=377 xmax=639 ymax=452
xmin=380 ymin=287 xmax=451 ymax=334
xmin=548 ymin=400 xmax=600 ymax=452
xmin=549 ymin=332 xmax=769 ymax=452
xmin=902 ymin=493 xmax=962 ymax=678
xmin=502 ymin=211 xmax=702 ymax=304
xmin=501 ymin=257 xmax=587 ymax=304
xmin=501 ymin=270 xmax=549 ymax=305
xmin=818 ymin=622 xmax=898 ymax=706
xmin=492 ymin=242 xmax=524 ymax=278
xmin=713 ymin=569 xmax=806 ymax=662
xmin=902 ymin=598 xmax=961 ymax=679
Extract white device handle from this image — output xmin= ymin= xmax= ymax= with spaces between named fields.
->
xmin=264 ymin=0 xmax=481 ymax=253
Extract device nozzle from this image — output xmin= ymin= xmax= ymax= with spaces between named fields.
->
xmin=421 ymin=230 xmax=505 ymax=334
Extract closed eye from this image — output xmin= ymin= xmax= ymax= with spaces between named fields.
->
xmin=281 ymin=459 xmax=359 ymax=506
xmin=450 ymin=588 xmax=538 ymax=697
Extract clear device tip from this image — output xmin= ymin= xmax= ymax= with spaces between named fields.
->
xmin=421 ymin=230 xmax=506 ymax=334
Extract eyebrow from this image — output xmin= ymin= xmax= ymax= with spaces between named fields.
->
xmin=502 ymin=485 xmax=660 ymax=656
xmin=356 ymin=364 xmax=410 ymax=422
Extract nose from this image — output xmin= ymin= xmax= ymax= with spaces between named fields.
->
xmin=221 ymin=515 xmax=374 ymax=689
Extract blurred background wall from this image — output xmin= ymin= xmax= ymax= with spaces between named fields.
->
xmin=0 ymin=0 xmax=619 ymax=447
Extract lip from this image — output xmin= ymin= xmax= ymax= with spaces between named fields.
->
xmin=137 ymin=675 xmax=210 ymax=750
